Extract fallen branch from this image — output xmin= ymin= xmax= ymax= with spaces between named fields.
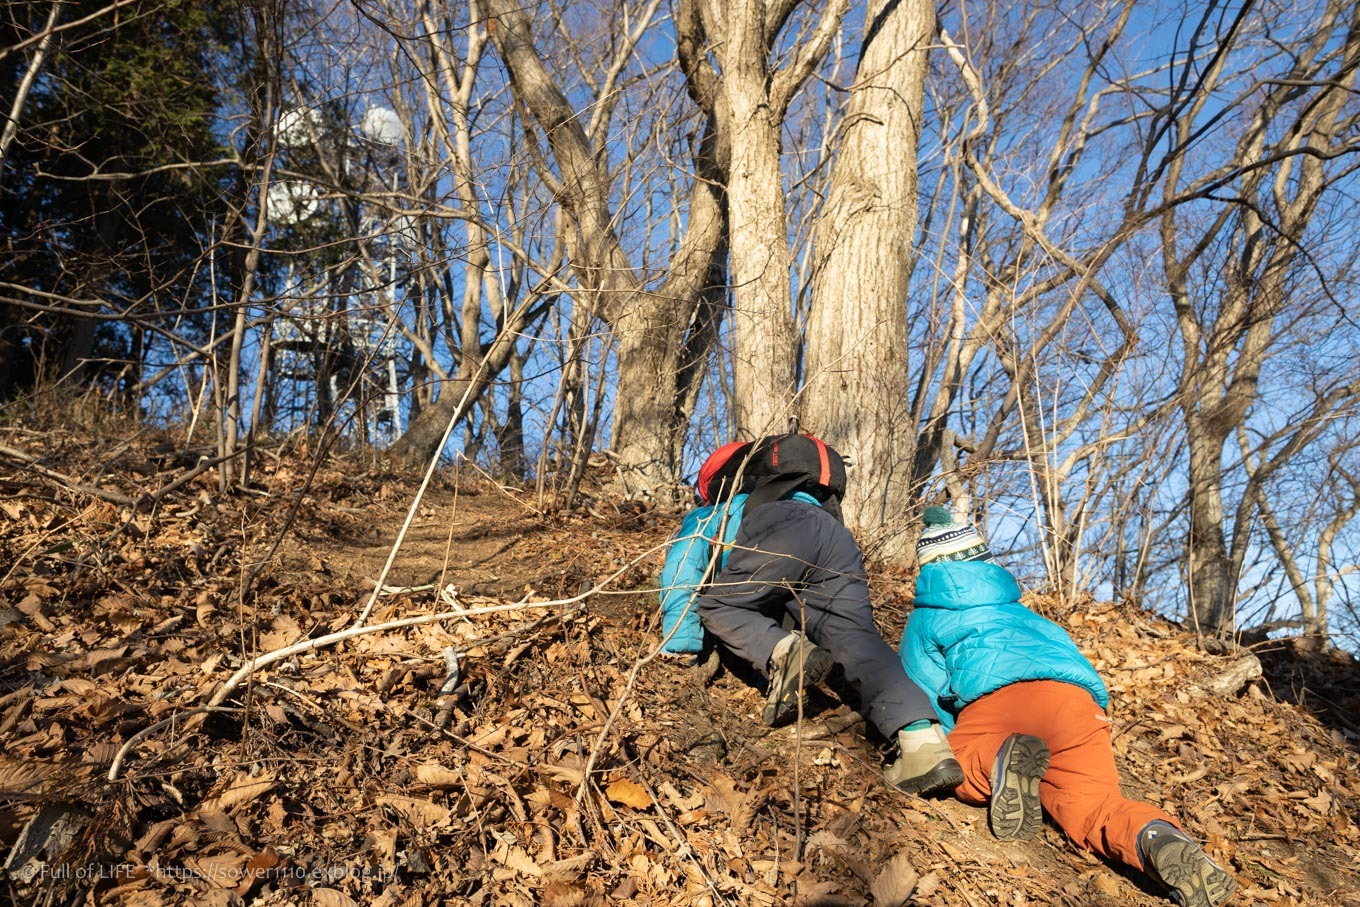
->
xmin=205 ymin=599 xmax=564 ymax=710
xmin=1193 ymin=653 xmax=1263 ymax=697
xmin=0 ymin=442 xmax=237 ymax=512
xmin=0 ymin=443 xmax=136 ymax=506
xmin=433 ymin=646 xmax=462 ymax=730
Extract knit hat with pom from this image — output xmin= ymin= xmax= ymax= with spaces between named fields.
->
xmin=916 ymin=505 xmax=995 ymax=566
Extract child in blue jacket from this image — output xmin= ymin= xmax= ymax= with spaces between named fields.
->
xmin=900 ymin=506 xmax=1236 ymax=907
xmin=658 ymin=436 xmax=962 ymax=796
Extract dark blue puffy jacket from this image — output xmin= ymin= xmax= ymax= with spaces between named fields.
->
xmin=658 ymin=491 xmax=821 ymax=654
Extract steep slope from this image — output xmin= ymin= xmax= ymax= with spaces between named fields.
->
xmin=1 ymin=433 xmax=1357 ymax=906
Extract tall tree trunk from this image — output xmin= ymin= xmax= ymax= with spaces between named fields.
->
xmin=803 ymin=0 xmax=934 ymax=559
xmin=1185 ymin=422 xmax=1237 ymax=635
xmin=722 ymin=3 xmax=795 ymax=433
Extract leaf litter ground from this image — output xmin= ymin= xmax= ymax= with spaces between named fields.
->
xmin=1 ymin=429 xmax=1358 ymax=906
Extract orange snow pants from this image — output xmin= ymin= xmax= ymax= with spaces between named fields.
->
xmin=946 ymin=680 xmax=1176 ymax=869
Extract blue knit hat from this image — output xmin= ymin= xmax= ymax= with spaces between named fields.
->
xmin=916 ymin=505 xmax=995 ymax=565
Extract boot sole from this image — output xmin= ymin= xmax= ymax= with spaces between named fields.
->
xmin=1149 ymin=839 xmax=1237 ymax=907
xmin=989 ymin=734 xmax=1050 ymax=841
xmin=761 ymin=644 xmax=834 ymax=726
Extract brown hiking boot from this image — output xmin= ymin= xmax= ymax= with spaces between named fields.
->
xmin=761 ymin=632 xmax=833 ymax=726
xmin=989 ymin=734 xmax=1050 ymax=841
xmin=1138 ymin=821 xmax=1237 ymax=907
xmin=884 ymin=724 xmax=964 ymax=795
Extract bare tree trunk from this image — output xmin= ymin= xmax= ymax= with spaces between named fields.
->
xmin=223 ymin=6 xmax=283 ymax=487
xmin=803 ymin=0 xmax=934 ymax=559
xmin=1157 ymin=0 xmax=1360 ymax=636
xmin=1184 ymin=424 xmax=1238 ymax=635
xmin=714 ymin=0 xmax=797 ymax=435
xmin=679 ymin=0 xmax=850 ymax=440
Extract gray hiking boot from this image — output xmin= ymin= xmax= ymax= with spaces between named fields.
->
xmin=989 ymin=734 xmax=1050 ymax=841
xmin=761 ymin=632 xmax=834 ymax=726
xmin=884 ymin=723 xmax=964 ymax=795
xmin=1138 ymin=821 xmax=1237 ymax=907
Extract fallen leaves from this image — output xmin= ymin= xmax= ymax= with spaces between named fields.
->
xmin=1 ymin=439 xmax=1358 ymax=906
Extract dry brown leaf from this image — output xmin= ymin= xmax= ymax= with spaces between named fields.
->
xmin=212 ymin=770 xmax=278 ymax=812
xmin=538 ymin=762 xmax=585 ymax=785
xmin=53 ymin=677 xmax=96 ymax=696
xmin=259 ymin=614 xmax=304 ymax=651
xmin=868 ymin=851 xmax=918 ymax=907
xmin=804 ymin=830 xmax=850 ymax=858
xmin=184 ymin=844 xmax=252 ymax=890
xmin=604 ymin=778 xmax=652 ymax=810
xmin=491 ymin=833 xmax=543 ymax=878
xmin=414 ymin=762 xmax=463 ymax=788
xmin=1092 ymin=873 xmax=1123 ymax=896
xmin=660 ymin=782 xmax=702 ymax=811
xmin=377 ymin=794 xmax=452 ymax=830
xmin=371 ymin=828 xmax=398 ymax=866
xmin=309 ymin=889 xmax=360 ymax=907
xmin=469 ymin=724 xmax=510 ymax=748
xmin=134 ymin=818 xmax=176 ymax=855
xmin=18 ymin=597 xmax=56 ymax=632
xmin=730 ymin=787 xmax=763 ymax=836
xmin=543 ymin=852 xmax=596 ymax=880
xmin=526 ymin=787 xmax=556 ymax=811
xmin=83 ymin=741 xmax=122 ymax=764
xmin=0 ymin=756 xmax=58 ymax=794
xmin=1301 ymin=791 xmax=1334 ymax=814
xmin=542 ymin=879 xmax=589 ymax=907
xmin=704 ymin=771 xmax=742 ymax=813
xmin=197 ymin=805 xmax=236 ymax=835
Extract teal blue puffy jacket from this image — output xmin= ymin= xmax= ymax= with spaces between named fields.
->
xmin=657 ymin=495 xmax=749 ymax=654
xmin=898 ymin=560 xmax=1108 ymax=730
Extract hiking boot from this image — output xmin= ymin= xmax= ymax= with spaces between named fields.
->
xmin=761 ymin=632 xmax=834 ymax=726
xmin=989 ymin=734 xmax=1050 ymax=841
xmin=884 ymin=723 xmax=964 ymax=795
xmin=1138 ymin=821 xmax=1237 ymax=907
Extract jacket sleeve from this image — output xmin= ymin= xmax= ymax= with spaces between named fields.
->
xmin=899 ymin=614 xmax=957 ymax=729
xmin=657 ymin=507 xmax=716 ymax=654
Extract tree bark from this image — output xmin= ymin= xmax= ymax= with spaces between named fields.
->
xmin=720 ymin=0 xmax=797 ymax=434
xmin=803 ymin=0 xmax=935 ymax=559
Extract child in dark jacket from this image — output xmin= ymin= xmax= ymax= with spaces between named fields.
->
xmin=899 ymin=506 xmax=1236 ymax=907
xmin=658 ymin=436 xmax=962 ymax=795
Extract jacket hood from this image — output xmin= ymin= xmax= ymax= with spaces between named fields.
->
xmin=915 ymin=560 xmax=1023 ymax=610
